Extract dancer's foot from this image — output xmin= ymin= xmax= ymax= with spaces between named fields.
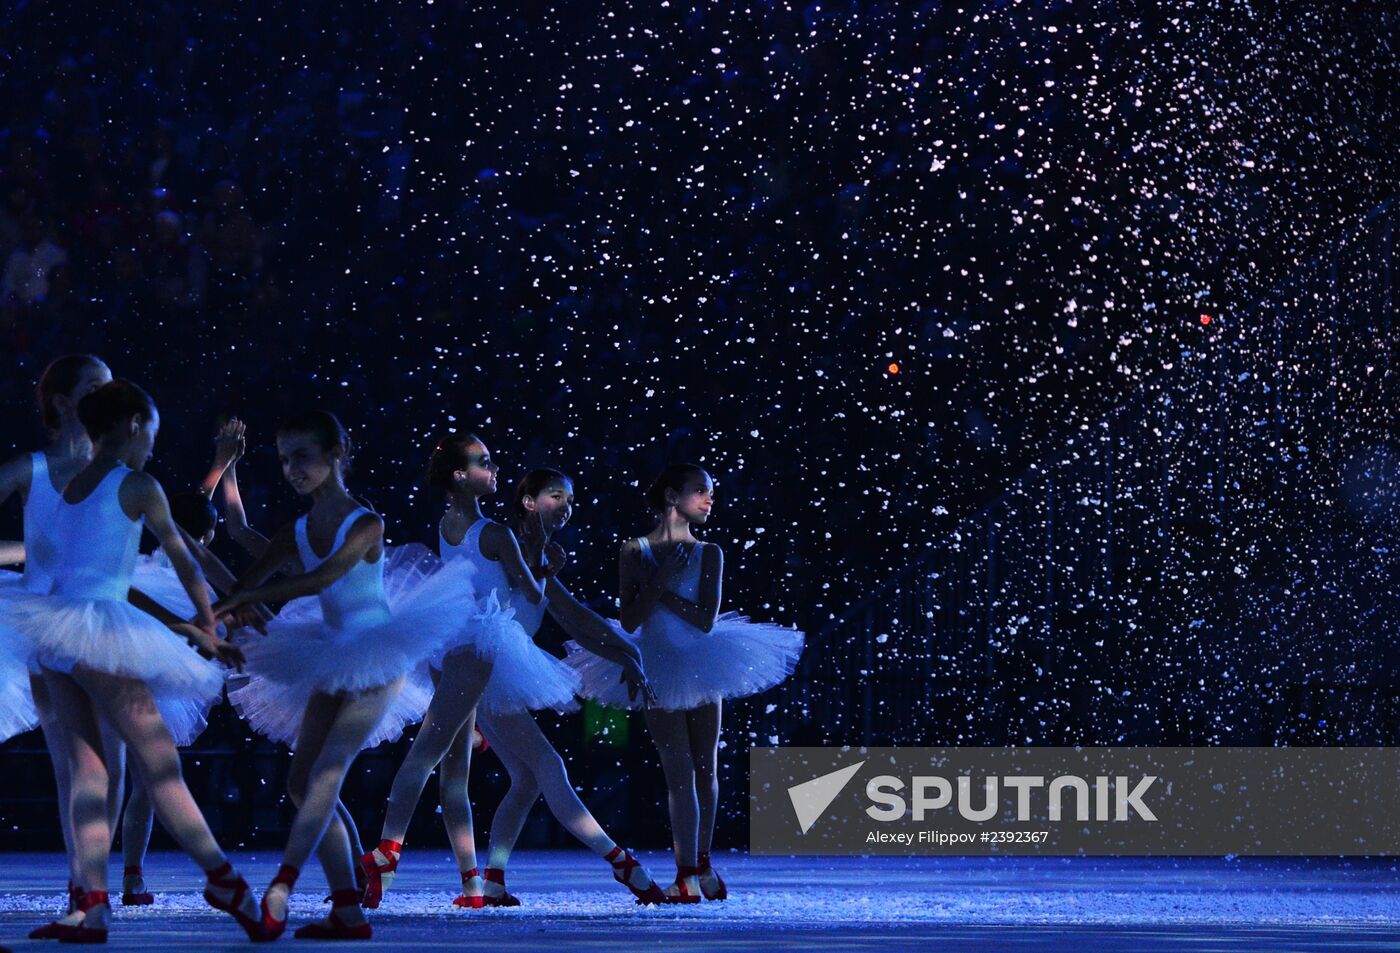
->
xmin=292 ymin=889 xmax=371 ymax=940
xmin=481 ymin=867 xmax=521 ymax=907
xmin=121 ymin=865 xmax=154 ymax=906
xmin=452 ymin=868 xmax=486 ymax=909
xmin=30 ymin=882 xmax=84 ymax=939
xmin=202 ymin=861 xmax=263 ymax=941
xmin=696 ymin=851 xmax=728 ymax=901
xmin=605 ymin=847 xmax=665 ymax=905
xmin=50 ymin=889 xmax=108 ymax=944
xmin=662 ymin=865 xmax=702 ymax=904
xmin=258 ymin=864 xmax=300 ymax=942
xmin=358 ymin=839 xmax=401 ymax=909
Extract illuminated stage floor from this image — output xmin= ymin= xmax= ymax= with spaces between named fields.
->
xmin=1 ymin=851 xmax=1397 ymax=950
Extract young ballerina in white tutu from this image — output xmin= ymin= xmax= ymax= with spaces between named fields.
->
xmin=569 ymin=463 xmax=805 ymax=902
xmin=214 ymin=410 xmax=474 ymax=940
xmin=0 ymin=355 xmax=115 ymax=937
xmin=359 ymin=436 xmax=663 ymax=909
xmin=0 ymin=355 xmax=201 ymax=937
xmin=4 ymin=379 xmax=260 ymax=943
xmin=469 ymin=465 xmax=661 ymax=907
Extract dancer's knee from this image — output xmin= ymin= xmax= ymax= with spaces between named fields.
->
xmin=287 ymin=765 xmax=310 ymax=803
xmin=692 ymin=754 xmax=718 ymax=786
xmin=532 ymin=750 xmax=568 ymax=789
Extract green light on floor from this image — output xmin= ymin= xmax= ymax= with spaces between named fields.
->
xmin=583 ymin=699 xmax=629 ymax=746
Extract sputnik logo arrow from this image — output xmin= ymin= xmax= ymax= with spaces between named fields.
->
xmin=787 ymin=760 xmax=866 ymax=834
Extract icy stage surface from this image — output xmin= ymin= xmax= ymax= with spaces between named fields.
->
xmin=1 ymin=851 xmax=1398 ymax=950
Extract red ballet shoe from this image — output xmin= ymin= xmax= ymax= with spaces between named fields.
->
xmin=451 ymin=868 xmax=486 ymax=909
xmin=257 ymin=864 xmax=300 ymax=942
xmin=663 ymin=864 xmax=702 ymax=904
xmin=481 ymin=867 xmax=521 ymax=907
xmin=120 ymin=865 xmax=154 ymax=906
xmin=697 ymin=851 xmax=728 ymax=901
xmin=358 ymin=839 xmax=401 ymax=909
xmin=292 ymin=889 xmax=372 ymax=940
xmin=472 ymin=727 xmax=489 ymax=752
xmin=51 ymin=889 xmax=108 ymax=944
xmin=202 ymin=861 xmax=265 ymax=942
xmin=606 ymin=847 xmax=665 ymax=906
xmin=30 ymin=882 xmax=83 ymax=939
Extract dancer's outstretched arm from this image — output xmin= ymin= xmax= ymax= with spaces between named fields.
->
xmin=545 ymin=576 xmax=654 ymax=705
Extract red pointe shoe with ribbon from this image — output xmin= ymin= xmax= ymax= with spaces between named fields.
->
xmin=292 ymin=888 xmax=372 ymax=940
xmin=696 ymin=851 xmax=728 ymax=901
xmin=481 ymin=867 xmax=521 ymax=907
xmin=30 ymin=882 xmax=83 ymax=939
xmin=605 ymin=847 xmax=665 ymax=905
xmin=256 ymin=864 xmax=300 ymax=942
xmin=452 ymin=868 xmax=486 ymax=909
xmin=358 ymin=839 xmax=401 ymax=909
xmin=472 ymin=727 xmax=489 ymax=753
xmin=202 ymin=861 xmax=264 ymax=942
xmin=120 ymin=865 xmax=154 ymax=906
xmin=50 ymin=889 xmax=109 ymax=944
xmin=663 ymin=865 xmax=703 ymax=904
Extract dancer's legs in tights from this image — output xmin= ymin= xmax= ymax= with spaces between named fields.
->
xmin=687 ymin=701 xmax=722 ymax=859
xmin=480 ymin=710 xmax=616 ymax=871
xmin=31 ymin=673 xmax=80 ymax=887
xmin=336 ymin=800 xmax=365 ymax=865
xmin=45 ymin=667 xmax=232 ymax=893
xmin=120 ymin=776 xmax=154 ymax=877
xmin=379 ymin=654 xmax=491 ymax=847
xmin=643 ymin=701 xmax=723 ymax=868
xmin=263 ymin=681 xmax=399 ymax=927
xmin=438 ymin=713 xmax=480 ymax=872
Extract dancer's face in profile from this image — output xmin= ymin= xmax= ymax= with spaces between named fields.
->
xmin=523 ymin=477 xmax=575 ymax=532
xmin=277 ymin=431 xmax=339 ymax=496
xmin=459 ymin=441 xmax=499 ymax=496
xmin=668 ymin=472 xmax=715 ymax=525
xmin=119 ymin=408 xmax=159 ymax=471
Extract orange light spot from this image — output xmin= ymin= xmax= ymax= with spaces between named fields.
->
xmin=1200 ymin=314 xmax=1212 ymax=325
xmin=887 ymin=362 xmax=901 ymax=375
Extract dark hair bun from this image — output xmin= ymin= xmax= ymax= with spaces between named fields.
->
xmin=36 ymin=354 xmax=105 ymax=430
xmin=426 ymin=431 xmax=484 ymax=492
xmin=76 ymin=379 xmax=156 ymax=441
xmin=645 ymin=463 xmax=709 ymax=513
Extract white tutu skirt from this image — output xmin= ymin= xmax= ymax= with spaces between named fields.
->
xmin=6 ymin=592 xmax=225 ymax=746
xmin=0 ymin=572 xmax=39 ymax=741
xmin=131 ymin=553 xmax=214 ymax=622
xmin=227 ymin=545 xmax=477 ymax=750
xmin=566 ymin=611 xmax=804 ymax=711
xmin=422 ymin=587 xmax=581 ymax=716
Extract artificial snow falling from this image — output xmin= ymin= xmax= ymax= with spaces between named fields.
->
xmin=1 ymin=0 xmax=1398 ymax=945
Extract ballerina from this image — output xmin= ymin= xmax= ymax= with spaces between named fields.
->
xmin=568 ymin=463 xmax=805 ymax=901
xmin=5 ymin=378 xmax=261 ymax=942
xmin=359 ymin=436 xmax=663 ymax=909
xmin=216 ymin=410 xmax=474 ymax=940
xmin=0 ymin=354 xmax=198 ymax=937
